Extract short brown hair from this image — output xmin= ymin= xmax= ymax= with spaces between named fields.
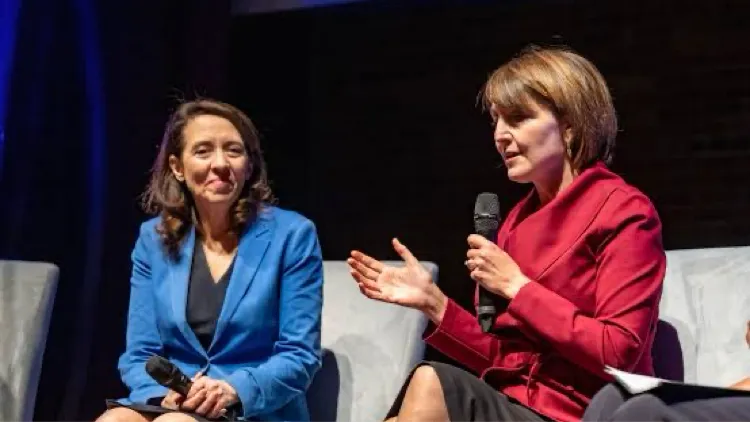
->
xmin=481 ymin=45 xmax=617 ymax=169
xmin=142 ymin=99 xmax=274 ymax=256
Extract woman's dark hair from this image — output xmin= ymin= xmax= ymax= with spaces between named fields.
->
xmin=141 ymin=99 xmax=274 ymax=256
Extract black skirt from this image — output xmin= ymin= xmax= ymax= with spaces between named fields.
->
xmin=105 ymin=399 xmax=241 ymax=422
xmin=387 ymin=361 xmax=551 ymax=422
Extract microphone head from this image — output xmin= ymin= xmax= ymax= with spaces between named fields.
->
xmin=474 ymin=192 xmax=500 ymax=218
xmin=145 ymin=355 xmax=176 ymax=385
xmin=145 ymin=355 xmax=193 ymax=396
xmin=474 ymin=193 xmax=501 ymax=236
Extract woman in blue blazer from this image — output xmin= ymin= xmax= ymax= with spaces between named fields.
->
xmin=96 ymin=99 xmax=324 ymax=422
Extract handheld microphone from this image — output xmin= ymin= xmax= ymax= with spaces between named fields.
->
xmin=474 ymin=193 xmax=501 ymax=333
xmin=145 ymin=355 xmax=193 ymax=396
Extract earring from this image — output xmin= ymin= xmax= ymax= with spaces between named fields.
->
xmin=566 ymin=143 xmax=573 ymax=158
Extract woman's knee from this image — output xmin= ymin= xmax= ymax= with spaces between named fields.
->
xmin=95 ymin=407 xmax=152 ymax=422
xmin=610 ymin=394 xmax=668 ymax=421
xmin=598 ymin=383 xmax=626 ymax=399
xmin=407 ymin=365 xmax=443 ymax=395
xmin=583 ymin=383 xmax=628 ymax=421
xmin=152 ymin=412 xmax=199 ymax=422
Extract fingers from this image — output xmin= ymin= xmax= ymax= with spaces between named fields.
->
xmin=194 ymin=385 xmax=222 ymax=416
xmin=466 ymin=248 xmax=488 ymax=259
xmin=350 ymin=250 xmax=384 ymax=272
xmin=350 ymin=269 xmax=381 ymax=292
xmin=358 ymin=284 xmax=386 ymax=302
xmin=392 ymin=238 xmax=419 ymax=266
xmin=161 ymin=391 xmax=184 ymax=410
xmin=466 ymin=243 xmax=492 ymax=271
xmin=179 ymin=388 xmax=206 ymax=412
xmin=467 ymin=234 xmax=492 ymax=248
xmin=351 ymin=271 xmax=387 ymax=302
xmin=469 ymin=268 xmax=489 ymax=285
xmin=207 ymin=396 xmax=231 ymax=420
xmin=346 ymin=257 xmax=379 ymax=281
xmin=464 ymin=258 xmax=481 ymax=271
xmin=354 ymin=276 xmax=385 ymax=301
xmin=186 ymin=375 xmax=209 ymax=400
xmin=349 ymin=263 xmax=388 ymax=302
xmin=466 ymin=236 xmax=502 ymax=268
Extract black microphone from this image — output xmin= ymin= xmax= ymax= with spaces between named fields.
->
xmin=145 ymin=355 xmax=193 ymax=396
xmin=474 ymin=193 xmax=501 ymax=333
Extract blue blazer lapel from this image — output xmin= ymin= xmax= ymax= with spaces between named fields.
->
xmin=209 ymin=213 xmax=273 ymax=350
xmin=167 ymin=227 xmax=205 ymax=354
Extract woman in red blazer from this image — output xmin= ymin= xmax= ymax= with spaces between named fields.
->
xmin=348 ymin=45 xmax=666 ymax=422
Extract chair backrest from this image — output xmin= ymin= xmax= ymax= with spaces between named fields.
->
xmin=307 ymin=260 xmax=437 ymax=422
xmin=654 ymin=247 xmax=750 ymax=386
xmin=0 ymin=260 xmax=59 ymax=421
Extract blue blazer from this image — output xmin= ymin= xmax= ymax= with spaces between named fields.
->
xmin=116 ymin=206 xmax=324 ymax=421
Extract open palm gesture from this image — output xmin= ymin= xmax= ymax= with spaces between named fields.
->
xmin=348 ymin=238 xmax=441 ymax=313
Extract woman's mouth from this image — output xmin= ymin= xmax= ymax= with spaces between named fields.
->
xmin=504 ymin=151 xmax=520 ymax=161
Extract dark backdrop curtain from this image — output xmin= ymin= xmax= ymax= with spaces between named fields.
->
xmin=0 ymin=0 xmax=230 ymax=420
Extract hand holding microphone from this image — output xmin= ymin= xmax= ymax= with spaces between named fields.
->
xmin=468 ymin=193 xmax=530 ymax=332
xmin=145 ymin=356 xmax=238 ymax=419
xmin=466 ymin=236 xmax=529 ymax=299
xmin=145 ymin=355 xmax=199 ymax=410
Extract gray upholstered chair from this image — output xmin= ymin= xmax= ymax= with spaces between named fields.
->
xmin=0 ymin=260 xmax=59 ymax=421
xmin=307 ymin=261 xmax=437 ymax=422
xmin=653 ymin=247 xmax=750 ymax=386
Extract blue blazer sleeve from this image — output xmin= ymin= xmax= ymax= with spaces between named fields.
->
xmin=117 ymin=223 xmax=168 ymax=402
xmin=225 ymin=218 xmax=323 ymax=418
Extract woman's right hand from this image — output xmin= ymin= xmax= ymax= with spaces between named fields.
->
xmin=347 ymin=238 xmax=447 ymax=323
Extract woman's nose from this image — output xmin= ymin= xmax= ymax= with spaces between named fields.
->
xmin=211 ymin=152 xmax=230 ymax=170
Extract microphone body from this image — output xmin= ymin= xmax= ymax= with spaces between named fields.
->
xmin=474 ymin=193 xmax=501 ymax=333
xmin=145 ymin=355 xmax=193 ymax=396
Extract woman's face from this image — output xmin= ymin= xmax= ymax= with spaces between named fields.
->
xmin=169 ymin=114 xmax=250 ymax=208
xmin=490 ymin=101 xmax=571 ymax=185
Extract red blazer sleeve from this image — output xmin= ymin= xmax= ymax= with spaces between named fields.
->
xmin=423 ymin=298 xmax=498 ymax=374
xmin=507 ymin=190 xmax=665 ymax=376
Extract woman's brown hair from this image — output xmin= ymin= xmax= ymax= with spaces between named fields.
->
xmin=481 ymin=45 xmax=618 ymax=169
xmin=141 ymin=99 xmax=274 ymax=257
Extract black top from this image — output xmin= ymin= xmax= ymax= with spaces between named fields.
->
xmin=186 ymin=243 xmax=235 ymax=351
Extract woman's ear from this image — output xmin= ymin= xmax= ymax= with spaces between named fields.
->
xmin=562 ymin=124 xmax=574 ymax=158
xmin=168 ymin=155 xmax=184 ymax=182
xmin=563 ymin=125 xmax=574 ymax=147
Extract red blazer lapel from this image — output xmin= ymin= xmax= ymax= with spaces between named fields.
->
xmin=498 ymin=163 xmax=619 ymax=283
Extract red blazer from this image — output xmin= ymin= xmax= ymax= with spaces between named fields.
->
xmin=425 ymin=163 xmax=666 ymax=422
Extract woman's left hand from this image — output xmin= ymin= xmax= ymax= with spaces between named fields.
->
xmin=466 ymin=234 xmax=531 ymax=299
xmin=180 ymin=376 xmax=239 ymax=419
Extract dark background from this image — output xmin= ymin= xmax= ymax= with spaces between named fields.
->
xmin=1 ymin=0 xmax=749 ymax=419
